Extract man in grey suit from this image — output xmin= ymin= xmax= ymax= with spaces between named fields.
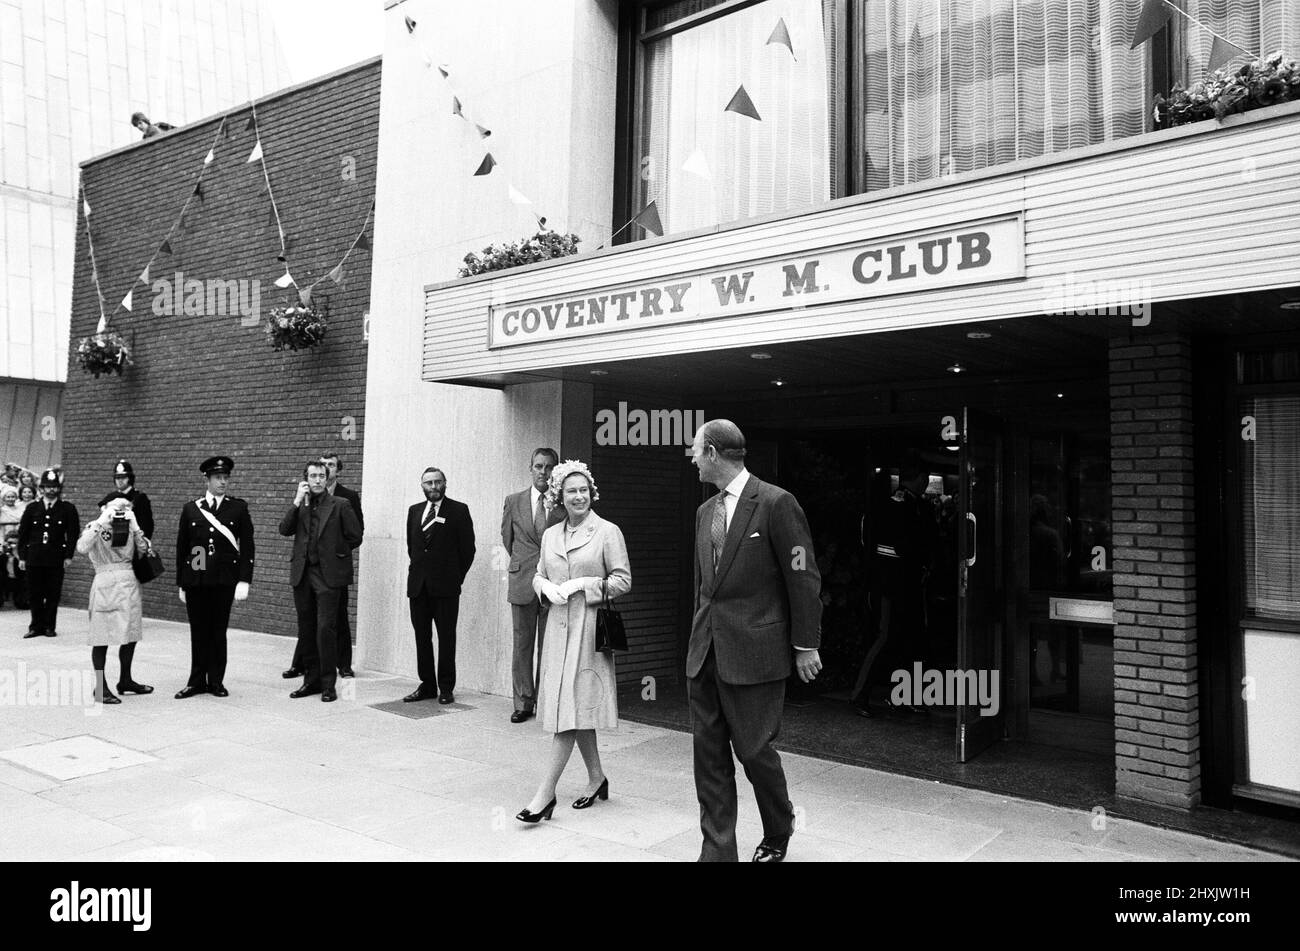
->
xmin=501 ymin=447 xmax=563 ymax=723
xmin=688 ymin=419 xmax=823 ymax=862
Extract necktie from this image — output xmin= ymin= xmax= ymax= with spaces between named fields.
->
xmin=710 ymin=492 xmax=727 ymax=569
xmin=201 ymin=500 xmax=210 ymax=512
xmin=421 ymin=503 xmax=437 ymax=530
xmin=534 ymin=494 xmax=546 ymax=537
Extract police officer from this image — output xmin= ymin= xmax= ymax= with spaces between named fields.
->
xmin=16 ymin=469 xmax=79 ymax=638
xmin=174 ymin=456 xmax=255 ymax=699
xmin=98 ymin=460 xmax=155 ymax=540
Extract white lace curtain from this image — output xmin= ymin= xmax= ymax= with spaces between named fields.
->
xmin=1181 ymin=0 xmax=1300 ymax=75
xmin=1242 ymin=395 xmax=1300 ymax=621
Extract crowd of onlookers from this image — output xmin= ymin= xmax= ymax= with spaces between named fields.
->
xmin=0 ymin=464 xmax=44 ymax=610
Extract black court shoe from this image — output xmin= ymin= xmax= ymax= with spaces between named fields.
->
xmin=515 ymin=798 xmax=556 ymax=823
xmin=116 ymin=681 xmax=153 ymax=695
xmin=96 ymin=687 xmax=121 ymax=706
xmin=572 ymin=777 xmax=609 ymax=810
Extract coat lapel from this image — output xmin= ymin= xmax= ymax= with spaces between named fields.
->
xmin=712 ymin=478 xmax=759 ymax=590
xmin=564 ymin=511 xmax=601 ymax=554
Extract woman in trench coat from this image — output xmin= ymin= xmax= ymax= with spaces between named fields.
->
xmin=517 ymin=459 xmax=631 ymax=823
xmin=76 ymin=496 xmax=153 ymax=704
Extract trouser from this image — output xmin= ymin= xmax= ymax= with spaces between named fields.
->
xmin=291 ymin=583 xmax=351 ymax=671
xmin=27 ymin=564 xmax=65 ymax=633
xmin=510 ymin=600 xmax=547 ymax=712
xmin=292 ymin=566 xmax=343 ymax=691
xmin=409 ymin=588 xmax=459 ymax=696
xmin=184 ymin=584 xmax=234 ymax=688
xmin=688 ymin=647 xmax=794 ymax=863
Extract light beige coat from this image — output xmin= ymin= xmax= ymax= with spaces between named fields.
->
xmin=76 ymin=518 xmax=146 ymax=647
xmin=533 ymin=511 xmax=631 ymax=733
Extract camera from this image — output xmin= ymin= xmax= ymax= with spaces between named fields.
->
xmin=110 ymin=510 xmax=131 ymax=547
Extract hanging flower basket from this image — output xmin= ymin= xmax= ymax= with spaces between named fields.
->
xmin=75 ymin=332 xmax=132 ymax=378
xmin=458 ymin=221 xmax=580 ymax=278
xmin=265 ymin=302 xmax=328 ymax=351
xmin=1155 ymin=51 xmax=1300 ymax=130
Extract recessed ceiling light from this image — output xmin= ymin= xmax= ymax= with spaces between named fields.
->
xmin=590 ymin=369 xmax=608 ymax=376
xmin=1281 ymin=300 xmax=1300 ymax=311
xmin=966 ymin=331 xmax=992 ymax=340
xmin=750 ymin=352 xmax=772 ymax=360
xmin=1056 ymin=392 xmax=1065 ymax=399
xmin=771 ymin=378 xmax=785 ymax=387
xmin=947 ymin=363 xmax=966 ymax=374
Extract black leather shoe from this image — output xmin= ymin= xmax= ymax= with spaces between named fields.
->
xmin=44 ymin=629 xmax=57 ymax=637
xmin=510 ymin=709 xmax=533 ymax=723
xmin=23 ymin=628 xmax=42 ymax=639
xmin=855 ymin=701 xmax=875 ymax=719
xmin=572 ymin=777 xmax=609 ymax=810
xmin=321 ymin=687 xmax=337 ymax=703
xmin=290 ymin=684 xmax=322 ymax=699
xmin=752 ymin=835 xmax=791 ymax=862
xmin=209 ymin=685 xmax=229 ymax=698
xmin=174 ymin=685 xmax=206 ymax=699
xmin=402 ymin=689 xmax=434 ymax=703
xmin=116 ymin=681 xmax=154 ymax=695
xmin=281 ymin=667 xmax=304 ymax=679
xmin=438 ymin=693 xmax=455 ymax=705
xmin=515 ymin=798 xmax=556 ymax=823
xmin=96 ymin=687 xmax=121 ymax=705
xmin=339 ymin=668 xmax=355 ymax=678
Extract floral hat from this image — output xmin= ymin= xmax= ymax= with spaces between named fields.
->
xmin=547 ymin=459 xmax=599 ymax=507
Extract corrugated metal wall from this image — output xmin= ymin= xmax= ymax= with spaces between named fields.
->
xmin=0 ymin=380 xmax=63 ymax=473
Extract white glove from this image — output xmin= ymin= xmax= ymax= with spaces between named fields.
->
xmin=234 ymin=581 xmax=250 ymax=602
xmin=559 ymin=577 xmax=592 ymax=599
xmin=178 ymin=588 xmax=187 ymax=604
xmin=541 ymin=580 xmax=566 ymax=605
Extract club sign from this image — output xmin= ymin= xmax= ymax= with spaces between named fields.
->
xmin=487 ymin=214 xmax=1023 ymax=349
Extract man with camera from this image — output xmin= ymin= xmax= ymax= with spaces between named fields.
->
xmin=278 ymin=460 xmax=362 ymax=702
xmin=16 ymin=469 xmax=78 ymax=638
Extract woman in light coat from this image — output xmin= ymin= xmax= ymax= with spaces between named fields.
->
xmin=76 ymin=496 xmax=153 ymax=704
xmin=517 ymin=460 xmax=631 ymax=822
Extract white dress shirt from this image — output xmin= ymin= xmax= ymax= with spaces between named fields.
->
xmin=420 ymin=499 xmax=442 ymax=525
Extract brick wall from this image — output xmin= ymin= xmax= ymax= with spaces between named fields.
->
xmin=1110 ymin=333 xmax=1200 ymax=808
xmin=60 ymin=60 xmax=380 ymax=641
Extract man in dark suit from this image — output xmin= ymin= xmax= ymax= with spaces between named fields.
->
xmin=278 ymin=460 xmax=362 ymax=702
xmin=687 ymin=420 xmax=823 ymax=863
xmin=283 ymin=451 xmax=363 ymax=680
xmin=500 ymin=447 xmax=564 ymax=723
xmin=175 ymin=456 xmax=255 ymax=699
xmin=16 ymin=469 xmax=78 ymax=638
xmin=405 ymin=467 xmax=475 ymax=704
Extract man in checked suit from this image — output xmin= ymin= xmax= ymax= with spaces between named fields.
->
xmin=175 ymin=456 xmax=255 ymax=699
xmin=687 ymin=420 xmax=822 ymax=863
xmin=500 ymin=447 xmax=565 ymax=723
xmin=404 ymin=467 xmax=475 ymax=704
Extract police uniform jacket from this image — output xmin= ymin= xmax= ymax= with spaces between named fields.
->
xmin=176 ymin=496 xmax=255 ymax=587
xmin=16 ymin=498 xmax=79 ymax=567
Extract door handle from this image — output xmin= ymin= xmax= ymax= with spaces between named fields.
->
xmin=1064 ymin=515 xmax=1073 ymax=559
xmin=965 ymin=512 xmax=977 ymax=568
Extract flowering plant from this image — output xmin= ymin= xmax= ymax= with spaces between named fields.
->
xmin=458 ymin=221 xmax=580 ymax=278
xmin=75 ymin=332 xmax=132 ymax=378
xmin=265 ymin=302 xmax=328 ymax=351
xmin=1155 ymin=51 xmax=1300 ymax=129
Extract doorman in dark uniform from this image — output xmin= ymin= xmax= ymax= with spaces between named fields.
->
xmin=98 ymin=460 xmax=155 ymax=540
xmin=16 ymin=469 xmax=78 ymax=638
xmin=175 ymin=456 xmax=255 ymax=699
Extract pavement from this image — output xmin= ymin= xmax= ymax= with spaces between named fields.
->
xmin=0 ymin=608 xmax=1289 ymax=863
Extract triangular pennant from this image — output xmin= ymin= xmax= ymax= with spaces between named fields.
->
xmin=438 ymin=65 xmax=450 ymax=79
xmin=633 ymin=200 xmax=663 ymax=237
xmin=298 ymin=285 xmax=313 ymax=307
xmin=204 ymin=148 xmax=215 ymax=165
xmin=1130 ymin=0 xmax=1173 ymax=49
xmin=121 ymin=289 xmax=133 ymax=311
xmin=159 ymin=239 xmax=173 ymax=256
xmin=724 ymin=85 xmax=761 ymax=121
xmin=766 ymin=17 xmax=795 ymax=58
xmin=508 ymin=184 xmax=533 ymax=205
xmin=266 ymin=205 xmax=279 ymax=230
xmin=245 ymin=114 xmax=256 ymax=132
xmin=247 ymin=140 xmax=264 ymax=163
xmin=140 ymin=264 xmax=150 ymax=284
xmin=1207 ymin=34 xmax=1251 ymax=71
xmin=356 ymin=232 xmax=371 ymax=252
xmin=193 ymin=183 xmax=204 ymax=201
xmin=96 ymin=316 xmax=107 ymax=334
xmin=82 ymin=198 xmax=91 ymax=216
xmin=476 ymin=123 xmax=491 ymax=138
xmin=275 ymin=271 xmax=294 ymax=289
xmin=534 ymin=214 xmax=547 ymax=229
xmin=682 ymin=148 xmax=713 ymax=180
xmin=222 ymin=121 xmax=231 ymax=140
xmin=452 ymin=97 xmax=463 ymax=117
xmin=473 ymin=153 xmax=497 ymax=176
xmin=328 ymin=263 xmax=345 ymax=285
xmin=404 ymin=14 xmax=417 ymax=33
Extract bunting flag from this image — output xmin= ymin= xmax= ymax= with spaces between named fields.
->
xmin=247 ymin=140 xmax=264 ymax=163
xmin=1130 ymin=0 xmax=1173 ymax=49
xmin=682 ymin=149 xmax=713 ymax=180
xmin=767 ymin=17 xmax=795 ymax=59
xmin=725 ymin=85 xmax=762 ymax=121
xmin=96 ymin=316 xmax=107 ymax=334
xmin=193 ymin=183 xmax=204 ymax=201
xmin=508 ymin=184 xmax=533 ymax=205
xmin=1208 ymin=34 xmax=1251 ymax=70
xmin=121 ymin=289 xmax=133 ymax=311
xmin=204 ymin=148 xmax=215 ymax=165
xmin=405 ymin=14 xmax=417 ymax=33
xmin=275 ymin=270 xmax=294 ymax=289
xmin=473 ymin=153 xmax=497 ymax=176
xmin=83 ymin=198 xmax=92 ymax=216
xmin=356 ymin=232 xmax=371 ymax=252
xmin=438 ymin=65 xmax=449 ymax=79
xmin=452 ymin=97 xmax=463 ymax=117
xmin=328 ymin=263 xmax=345 ymax=285
xmin=633 ymin=200 xmax=663 ymax=237
xmin=140 ymin=264 xmax=150 ymax=284
xmin=298 ymin=285 xmax=313 ymax=307
xmin=245 ymin=114 xmax=256 ymax=132
xmin=475 ymin=123 xmax=491 ymax=138
xmin=159 ymin=239 xmax=173 ymax=256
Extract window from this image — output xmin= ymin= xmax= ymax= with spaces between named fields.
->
xmin=1239 ymin=391 xmax=1300 ymax=622
xmin=1174 ymin=0 xmax=1300 ymax=85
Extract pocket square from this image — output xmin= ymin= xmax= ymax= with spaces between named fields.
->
xmin=749 ymin=532 xmax=761 ymax=538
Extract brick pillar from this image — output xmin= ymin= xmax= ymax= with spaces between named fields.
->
xmin=1109 ymin=333 xmax=1200 ymax=808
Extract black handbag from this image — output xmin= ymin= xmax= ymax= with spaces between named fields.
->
xmin=594 ymin=579 xmax=627 ymax=654
xmin=133 ymin=539 xmax=165 ymax=584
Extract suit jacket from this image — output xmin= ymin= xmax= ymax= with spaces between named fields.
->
xmin=688 ymin=474 xmax=822 ymax=685
xmin=406 ymin=496 xmax=475 ymax=598
xmin=16 ymin=499 xmax=79 ymax=566
xmin=278 ymin=492 xmax=363 ymax=588
xmin=176 ymin=496 xmax=255 ymax=587
xmin=500 ymin=487 xmax=565 ymax=604
xmin=331 ymin=483 xmax=364 ymax=533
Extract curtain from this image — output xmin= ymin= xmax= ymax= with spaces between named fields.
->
xmin=639 ymin=0 xmax=835 ymax=236
xmin=860 ymin=0 xmax=1152 ymax=190
xmin=1182 ymin=0 xmax=1300 ymax=76
xmin=1241 ymin=395 xmax=1300 ymax=622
